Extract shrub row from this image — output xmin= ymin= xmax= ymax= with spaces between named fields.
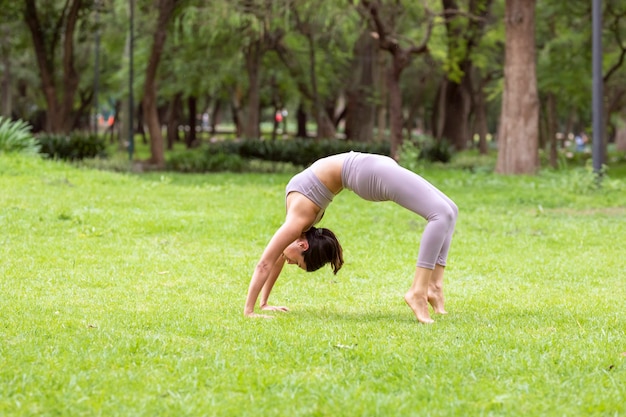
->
xmin=164 ymin=137 xmax=460 ymax=173
xmin=166 ymin=138 xmax=392 ymax=172
xmin=167 ymin=149 xmax=246 ymax=173
xmin=37 ymin=133 xmax=107 ymax=161
xmin=234 ymin=138 xmax=391 ymax=166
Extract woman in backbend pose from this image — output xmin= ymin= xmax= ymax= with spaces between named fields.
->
xmin=244 ymin=151 xmax=458 ymax=323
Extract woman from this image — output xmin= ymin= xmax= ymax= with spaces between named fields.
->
xmin=244 ymin=151 xmax=458 ymax=323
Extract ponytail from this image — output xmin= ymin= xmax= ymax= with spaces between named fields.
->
xmin=302 ymin=227 xmax=344 ymax=274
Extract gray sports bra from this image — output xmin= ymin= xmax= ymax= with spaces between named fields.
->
xmin=285 ymin=167 xmax=334 ymax=225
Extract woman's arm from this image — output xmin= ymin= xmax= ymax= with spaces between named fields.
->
xmin=244 ymin=193 xmax=319 ymax=317
xmin=243 ymin=222 xmax=302 ymax=317
xmin=260 ymin=256 xmax=288 ymax=311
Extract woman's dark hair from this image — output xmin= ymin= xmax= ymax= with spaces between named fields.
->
xmin=302 ymin=227 xmax=344 ymax=274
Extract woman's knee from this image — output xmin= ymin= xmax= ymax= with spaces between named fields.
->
xmin=434 ymin=201 xmax=457 ymax=229
xmin=448 ymin=200 xmax=459 ymax=222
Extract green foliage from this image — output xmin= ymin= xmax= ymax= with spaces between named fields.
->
xmin=240 ymin=139 xmax=390 ymax=166
xmin=550 ymin=161 xmax=626 ymax=195
xmin=401 ymin=135 xmax=454 ymax=165
xmin=419 ymin=137 xmax=453 ymax=163
xmin=37 ymin=132 xmax=108 ymax=161
xmin=448 ymin=149 xmax=497 ymax=173
xmin=167 ymin=136 xmax=455 ymax=174
xmin=397 ymin=139 xmax=422 ymax=172
xmin=167 ymin=148 xmax=246 ymax=172
xmin=0 ymin=117 xmax=40 ymax=155
xmin=184 ymin=139 xmax=390 ymax=170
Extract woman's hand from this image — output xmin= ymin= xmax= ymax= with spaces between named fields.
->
xmin=260 ymin=304 xmax=290 ymax=312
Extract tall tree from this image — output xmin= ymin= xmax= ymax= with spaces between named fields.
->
xmin=231 ymin=0 xmax=288 ymax=140
xmin=274 ymin=0 xmax=356 ymax=140
xmin=495 ymin=0 xmax=539 ymax=174
xmin=358 ymin=0 xmax=433 ymax=159
xmin=23 ymin=0 xmax=87 ymax=133
xmin=434 ymin=0 xmax=493 ymax=151
xmin=142 ymin=0 xmax=180 ymax=167
xmin=344 ymin=30 xmax=379 ymax=142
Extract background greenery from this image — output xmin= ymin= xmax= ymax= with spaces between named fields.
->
xmin=2 ymin=0 xmax=625 ymax=158
xmin=1 ymin=153 xmax=624 ymax=416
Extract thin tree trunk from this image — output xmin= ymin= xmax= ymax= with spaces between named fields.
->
xmin=496 ymin=0 xmax=539 ymax=174
xmin=474 ymin=76 xmax=489 ymax=155
xmin=387 ymin=55 xmax=405 ymax=160
xmin=440 ymin=72 xmax=472 ymax=150
xmin=24 ymin=0 xmax=82 ymax=133
xmin=345 ymin=31 xmax=377 ymax=142
xmin=166 ymin=93 xmax=182 ymax=150
xmin=0 ymin=23 xmax=11 ymax=117
xmin=210 ymin=100 xmax=221 ymax=135
xmin=306 ymin=32 xmax=335 ymax=140
xmin=143 ymin=0 xmax=177 ymax=167
xmin=243 ymin=40 xmax=261 ymax=140
xmin=376 ymin=53 xmax=388 ymax=142
xmin=186 ymin=96 xmax=197 ymax=147
xmin=546 ymin=92 xmax=558 ymax=168
xmin=615 ymin=118 xmax=626 ymax=152
xmin=60 ymin=0 xmax=81 ymax=133
xmin=296 ymin=102 xmax=308 ymax=138
xmin=433 ymin=79 xmax=447 ymax=139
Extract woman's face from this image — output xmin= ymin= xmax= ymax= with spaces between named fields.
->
xmin=282 ymin=238 xmax=308 ymax=270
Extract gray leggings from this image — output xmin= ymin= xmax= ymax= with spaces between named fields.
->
xmin=341 ymin=152 xmax=458 ymax=269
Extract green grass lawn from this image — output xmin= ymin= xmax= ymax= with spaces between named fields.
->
xmin=1 ymin=154 xmax=625 ymax=416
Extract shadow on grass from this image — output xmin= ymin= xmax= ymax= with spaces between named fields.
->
xmin=290 ymin=306 xmax=435 ymax=324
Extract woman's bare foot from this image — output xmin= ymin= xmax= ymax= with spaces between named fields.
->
xmin=404 ymin=291 xmax=434 ymax=324
xmin=427 ymin=290 xmax=447 ymax=314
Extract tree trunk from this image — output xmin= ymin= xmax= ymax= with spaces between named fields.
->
xmin=440 ymin=71 xmax=472 ymax=150
xmin=345 ymin=31 xmax=377 ymax=142
xmin=210 ymin=99 xmax=221 ymax=135
xmin=433 ymin=78 xmax=447 ymax=140
xmin=474 ymin=75 xmax=489 ymax=155
xmin=496 ymin=0 xmax=539 ymax=175
xmin=316 ymin=111 xmax=336 ymax=139
xmin=296 ymin=102 xmax=308 ymax=138
xmin=376 ymin=53 xmax=388 ymax=142
xmin=0 ymin=23 xmax=11 ymax=117
xmin=305 ymin=32 xmax=335 ymax=140
xmin=615 ymin=118 xmax=626 ymax=152
xmin=186 ymin=96 xmax=197 ymax=147
xmin=387 ymin=54 xmax=406 ymax=160
xmin=143 ymin=0 xmax=177 ymax=167
xmin=243 ymin=40 xmax=262 ymax=140
xmin=166 ymin=93 xmax=182 ymax=150
xmin=545 ymin=92 xmax=559 ymax=168
xmin=24 ymin=0 xmax=83 ymax=133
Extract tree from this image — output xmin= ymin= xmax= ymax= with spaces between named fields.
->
xmin=535 ymin=1 xmax=594 ymax=168
xmin=273 ymin=0 xmax=356 ymax=140
xmin=142 ymin=0 xmax=180 ymax=167
xmin=602 ymin=1 xmax=626 ymax=151
xmin=495 ymin=0 xmax=539 ymax=175
xmin=229 ymin=0 xmax=289 ymax=140
xmin=23 ymin=0 xmax=90 ymax=133
xmin=0 ymin=1 xmax=23 ymax=118
xmin=357 ymin=0 xmax=434 ymax=159
xmin=433 ymin=0 xmax=494 ymax=151
xmin=344 ymin=30 xmax=379 ymax=142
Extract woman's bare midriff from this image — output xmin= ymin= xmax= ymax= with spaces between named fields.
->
xmin=310 ymin=154 xmax=346 ymax=195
